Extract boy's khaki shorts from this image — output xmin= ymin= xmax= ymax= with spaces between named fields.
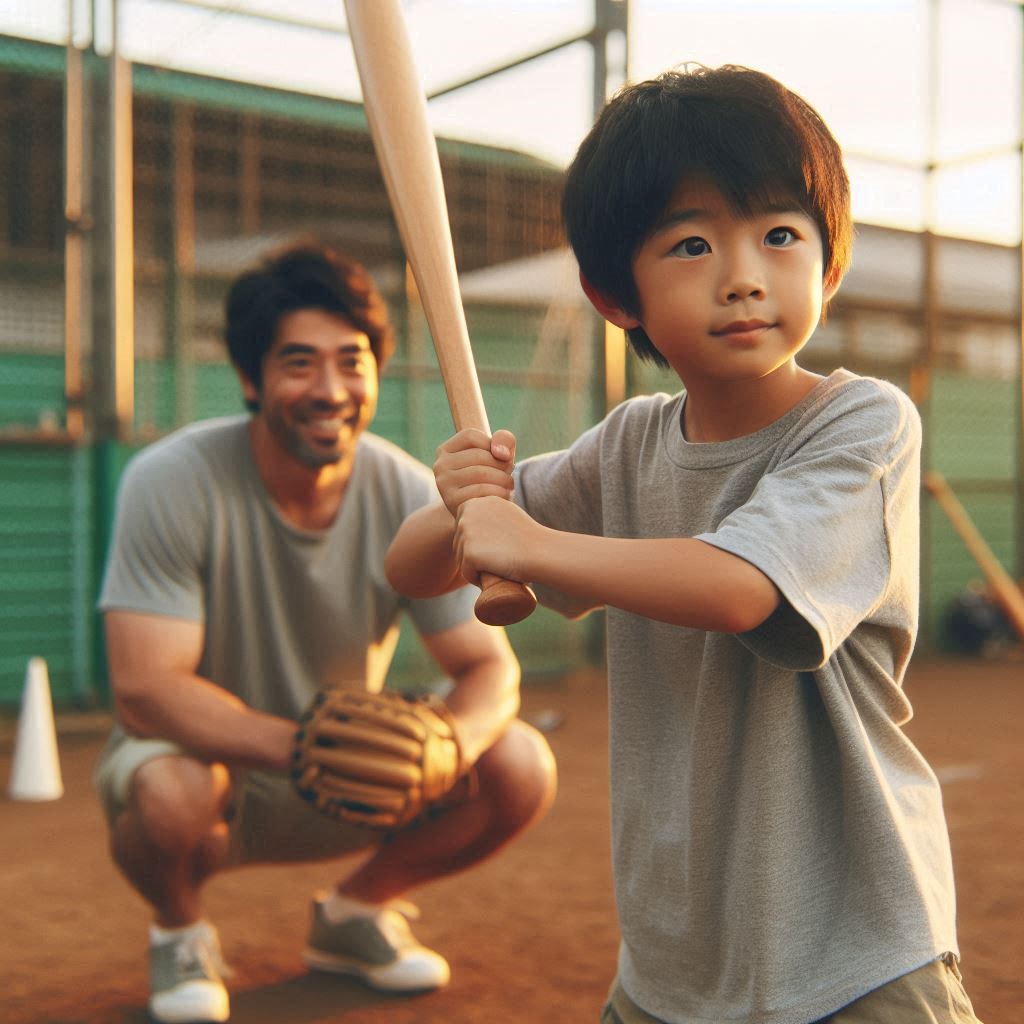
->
xmin=94 ymin=732 xmax=377 ymax=865
xmin=601 ymin=955 xmax=983 ymax=1024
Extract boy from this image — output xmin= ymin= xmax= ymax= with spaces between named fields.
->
xmin=384 ymin=66 xmax=981 ymax=1023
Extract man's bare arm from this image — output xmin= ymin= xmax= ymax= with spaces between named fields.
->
xmin=419 ymin=617 xmax=520 ymax=766
xmin=105 ymin=610 xmax=296 ymax=771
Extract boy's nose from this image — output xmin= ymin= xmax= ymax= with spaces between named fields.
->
xmin=718 ymin=247 xmax=766 ymax=303
xmin=723 ymin=285 xmax=764 ymax=303
xmin=719 ymin=274 xmax=765 ymax=304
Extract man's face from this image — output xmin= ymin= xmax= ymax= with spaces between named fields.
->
xmin=243 ymin=308 xmax=379 ymax=469
xmin=620 ymin=179 xmax=832 ymax=387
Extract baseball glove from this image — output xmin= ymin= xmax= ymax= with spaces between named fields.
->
xmin=290 ymin=689 xmax=469 ymax=830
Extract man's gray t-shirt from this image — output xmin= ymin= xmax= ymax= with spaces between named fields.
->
xmin=514 ymin=370 xmax=957 ymax=1024
xmin=100 ymin=416 xmax=477 ymax=719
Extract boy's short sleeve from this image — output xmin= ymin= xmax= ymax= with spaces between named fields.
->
xmin=99 ymin=448 xmax=209 ymax=621
xmin=698 ymin=383 xmax=921 ymax=670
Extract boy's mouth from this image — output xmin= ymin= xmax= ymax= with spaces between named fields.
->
xmin=711 ymin=319 xmax=773 ymax=336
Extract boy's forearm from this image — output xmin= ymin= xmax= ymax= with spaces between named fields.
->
xmin=385 ymin=501 xmax=466 ymax=598
xmin=524 ymin=529 xmax=780 ymax=633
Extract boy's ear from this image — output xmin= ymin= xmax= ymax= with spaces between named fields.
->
xmin=822 ymin=266 xmax=844 ymax=305
xmin=579 ymin=272 xmax=641 ymax=330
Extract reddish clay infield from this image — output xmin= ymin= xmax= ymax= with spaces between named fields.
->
xmin=2 ymin=655 xmax=1021 ymax=1023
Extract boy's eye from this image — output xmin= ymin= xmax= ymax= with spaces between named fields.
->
xmin=765 ymin=227 xmax=797 ymax=247
xmin=673 ymin=236 xmax=710 ymax=259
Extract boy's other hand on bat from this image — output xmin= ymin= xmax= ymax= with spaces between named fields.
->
xmin=434 ymin=428 xmax=517 ymax=518
xmin=454 ymin=493 xmax=537 ymax=586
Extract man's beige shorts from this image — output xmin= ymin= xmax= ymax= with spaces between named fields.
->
xmin=601 ymin=955 xmax=983 ymax=1023
xmin=94 ymin=732 xmax=377 ymax=865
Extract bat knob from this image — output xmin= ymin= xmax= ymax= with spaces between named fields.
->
xmin=475 ymin=573 xmax=538 ymax=627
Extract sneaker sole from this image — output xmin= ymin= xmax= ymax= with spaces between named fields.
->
xmin=149 ymin=983 xmax=230 ymax=1024
xmin=302 ymin=947 xmax=450 ymax=992
xmin=149 ymin=1015 xmax=228 ymax=1024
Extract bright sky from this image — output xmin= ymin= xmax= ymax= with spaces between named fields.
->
xmin=6 ymin=0 xmax=1024 ymax=244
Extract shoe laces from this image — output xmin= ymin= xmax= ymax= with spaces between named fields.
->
xmin=174 ymin=927 xmax=235 ymax=980
xmin=374 ymin=900 xmax=422 ymax=951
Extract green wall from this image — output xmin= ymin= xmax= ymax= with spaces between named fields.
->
xmin=924 ymin=371 xmax=1018 ymax=644
xmin=0 ymin=446 xmax=91 ymax=704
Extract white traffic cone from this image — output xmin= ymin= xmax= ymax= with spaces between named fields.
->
xmin=7 ymin=657 xmax=64 ymax=801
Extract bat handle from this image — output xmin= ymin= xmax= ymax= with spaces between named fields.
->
xmin=475 ymin=572 xmax=538 ymax=626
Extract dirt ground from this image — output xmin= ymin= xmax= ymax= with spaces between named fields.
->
xmin=2 ymin=655 xmax=1021 ymax=1024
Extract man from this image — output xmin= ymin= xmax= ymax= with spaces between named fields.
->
xmin=95 ymin=242 xmax=557 ymax=1024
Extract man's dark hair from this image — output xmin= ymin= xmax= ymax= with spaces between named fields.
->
xmin=562 ymin=64 xmax=853 ymax=367
xmin=224 ymin=241 xmax=396 ymax=407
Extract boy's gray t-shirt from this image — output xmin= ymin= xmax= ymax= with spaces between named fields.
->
xmin=99 ymin=417 xmax=476 ymax=719
xmin=514 ymin=370 xmax=957 ymax=1024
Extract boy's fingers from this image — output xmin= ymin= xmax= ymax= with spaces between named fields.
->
xmin=489 ymin=429 xmax=517 ymax=464
xmin=438 ymin=428 xmax=492 ymax=455
xmin=434 ymin=449 xmax=514 ymax=497
xmin=434 ymin=460 xmax=512 ymax=493
xmin=436 ymin=449 xmax=512 ymax=475
xmin=449 ymin=483 xmax=514 ymax=505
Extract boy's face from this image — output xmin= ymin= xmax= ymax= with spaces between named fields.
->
xmin=609 ymin=179 xmax=834 ymax=386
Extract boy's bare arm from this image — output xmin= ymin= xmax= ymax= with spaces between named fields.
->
xmin=385 ymin=427 xmax=518 ymax=599
xmin=455 ymin=495 xmax=781 ymax=634
xmin=413 ymin=426 xmax=779 ymax=631
xmin=384 ymin=501 xmax=467 ymax=597
xmin=393 ymin=426 xmax=778 ymax=631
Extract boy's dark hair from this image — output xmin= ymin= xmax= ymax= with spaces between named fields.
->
xmin=225 ymin=241 xmax=395 ymax=408
xmin=562 ymin=64 xmax=853 ymax=367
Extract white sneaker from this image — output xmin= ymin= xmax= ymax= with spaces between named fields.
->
xmin=148 ymin=921 xmax=231 ymax=1023
xmin=302 ymin=895 xmax=450 ymax=993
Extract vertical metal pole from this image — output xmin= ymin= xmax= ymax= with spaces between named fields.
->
xmin=90 ymin=0 xmax=135 ymax=699
xmin=170 ymin=104 xmax=196 ymax=427
xmin=592 ymin=0 xmax=609 ymax=114
xmin=64 ymin=0 xmax=86 ymax=440
xmin=603 ymin=323 xmax=627 ymax=410
xmin=111 ymin=31 xmax=134 ymax=436
xmin=921 ymin=0 xmax=941 ymax=401
xmin=588 ymin=0 xmax=631 ymax=667
xmin=917 ymin=0 xmax=942 ymax=648
xmin=1017 ymin=6 xmax=1024 ymax=579
xmin=240 ymin=114 xmax=261 ymax=235
xmin=593 ymin=0 xmax=631 ymax=414
xmin=65 ymin=0 xmax=93 ymax=703
xmin=93 ymin=0 xmax=135 ymax=440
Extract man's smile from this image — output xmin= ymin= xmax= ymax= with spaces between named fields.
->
xmin=308 ymin=417 xmax=346 ymax=431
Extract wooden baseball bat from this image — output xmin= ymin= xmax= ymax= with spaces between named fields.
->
xmin=343 ymin=0 xmax=537 ymax=627
xmin=923 ymin=470 xmax=1024 ymax=640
